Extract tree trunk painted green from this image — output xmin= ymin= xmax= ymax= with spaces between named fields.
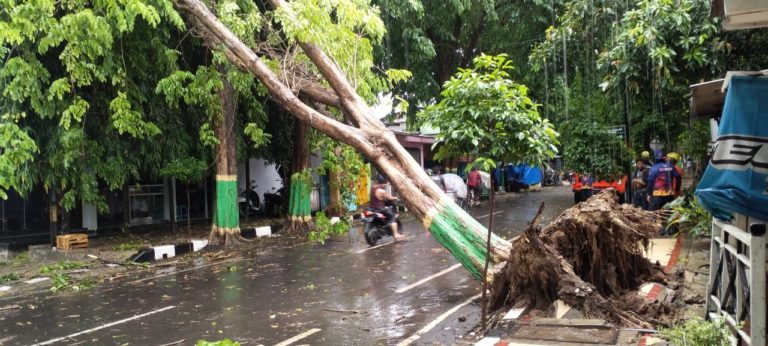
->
xmin=214 ymin=174 xmax=239 ymax=230
xmin=424 ymin=199 xmax=509 ymax=281
xmin=289 ymin=173 xmax=311 ymax=223
xmin=208 ymin=67 xmax=241 ymax=246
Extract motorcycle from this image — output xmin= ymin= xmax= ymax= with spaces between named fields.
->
xmin=362 ymin=202 xmax=402 ymax=246
xmin=542 ymin=168 xmax=561 ymax=186
xmin=262 ymin=187 xmax=285 ymax=217
xmin=238 ymin=185 xmax=260 ymax=216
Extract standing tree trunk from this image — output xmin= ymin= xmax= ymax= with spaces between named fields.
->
xmin=327 ymin=146 xmax=344 ymax=217
xmin=287 ymin=119 xmax=312 ymax=232
xmin=209 ymin=72 xmax=240 ymax=245
xmin=176 ymin=0 xmax=513 ymax=277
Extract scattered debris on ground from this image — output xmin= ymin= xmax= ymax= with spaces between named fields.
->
xmin=0 ymin=218 xmax=312 ymax=297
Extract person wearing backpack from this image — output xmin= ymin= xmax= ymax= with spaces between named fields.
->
xmin=646 ymin=150 xmax=681 ymax=211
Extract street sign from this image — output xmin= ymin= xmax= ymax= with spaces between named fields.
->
xmin=607 ymin=125 xmax=626 ymax=140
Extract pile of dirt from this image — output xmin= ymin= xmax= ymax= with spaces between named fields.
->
xmin=490 ymin=191 xmax=670 ymax=328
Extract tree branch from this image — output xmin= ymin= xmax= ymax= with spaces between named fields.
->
xmin=174 ymin=0 xmax=374 ymax=156
xmin=266 ymin=0 xmax=380 ymax=129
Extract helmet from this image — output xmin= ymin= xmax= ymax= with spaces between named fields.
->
xmin=667 ymin=152 xmax=680 ymax=161
xmin=641 ymin=151 xmax=650 ymax=159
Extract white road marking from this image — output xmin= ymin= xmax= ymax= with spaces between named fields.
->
xmin=354 ymin=235 xmax=414 ymax=254
xmin=476 ymin=211 xmax=503 ymax=219
xmin=397 ymin=294 xmax=481 ymax=346
xmin=395 ymin=264 xmax=462 ymax=293
xmin=31 ymin=305 xmax=176 ymax=346
xmin=274 ymin=328 xmax=322 ymax=346
xmin=126 ymin=257 xmax=243 ymax=284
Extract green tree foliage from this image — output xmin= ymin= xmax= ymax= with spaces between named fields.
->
xmin=560 ymin=120 xmax=630 ymax=179
xmin=374 ymin=0 xmax=559 ymax=121
xmin=0 ymin=0 xmax=212 ymax=211
xmin=0 ymin=123 xmax=37 ymax=199
xmin=420 ymin=54 xmax=559 ymax=168
xmin=527 ymin=0 xmax=768 ymax=161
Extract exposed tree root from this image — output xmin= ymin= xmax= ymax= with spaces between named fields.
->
xmin=208 ymin=226 xmax=243 ymax=246
xmin=541 ymin=191 xmax=664 ymax=296
xmin=284 ymin=219 xmax=313 ymax=236
xmin=490 ymin=191 xmax=670 ymax=328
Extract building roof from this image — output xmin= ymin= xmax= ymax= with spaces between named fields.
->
xmin=689 ymin=79 xmax=725 ymax=120
xmin=393 ymin=131 xmax=435 ymax=145
xmin=689 ymin=70 xmax=768 ymax=119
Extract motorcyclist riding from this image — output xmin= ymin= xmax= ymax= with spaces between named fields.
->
xmin=370 ymin=175 xmax=405 ymax=241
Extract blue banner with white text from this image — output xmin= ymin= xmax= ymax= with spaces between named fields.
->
xmin=695 ymin=76 xmax=768 ymax=221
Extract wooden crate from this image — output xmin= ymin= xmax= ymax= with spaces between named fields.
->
xmin=56 ymin=234 xmax=88 ymax=250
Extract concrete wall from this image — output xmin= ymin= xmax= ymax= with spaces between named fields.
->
xmin=237 ymin=158 xmax=283 ymax=203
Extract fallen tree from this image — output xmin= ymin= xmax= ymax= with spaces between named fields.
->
xmin=174 ymin=0 xmax=513 ymax=281
xmin=173 ymin=0 xmax=669 ymax=325
xmin=490 ymin=192 xmax=667 ymax=327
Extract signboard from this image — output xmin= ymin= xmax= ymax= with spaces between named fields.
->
xmin=607 ymin=125 xmax=626 ymax=140
xmin=696 ymin=76 xmax=768 ymax=221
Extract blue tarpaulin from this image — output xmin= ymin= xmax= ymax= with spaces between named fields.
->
xmin=506 ymin=164 xmax=542 ymax=185
xmin=695 ymin=76 xmax=768 ymax=221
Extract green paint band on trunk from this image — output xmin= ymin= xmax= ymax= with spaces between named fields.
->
xmin=427 ymin=200 xmax=505 ymax=281
xmin=289 ymin=173 xmax=311 ymax=218
xmin=215 ymin=178 xmax=239 ymax=229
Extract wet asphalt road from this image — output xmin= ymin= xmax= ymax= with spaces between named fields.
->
xmin=0 ymin=186 xmax=573 ymax=346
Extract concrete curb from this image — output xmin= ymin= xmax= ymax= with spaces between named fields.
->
xmin=128 ymin=239 xmax=208 ymax=263
xmin=127 ymin=224 xmax=282 ymax=263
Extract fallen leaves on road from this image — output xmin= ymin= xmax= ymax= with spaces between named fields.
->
xmin=0 ymin=304 xmax=20 ymax=312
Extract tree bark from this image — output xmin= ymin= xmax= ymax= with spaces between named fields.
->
xmin=175 ymin=0 xmax=513 ymax=278
xmin=209 ymin=71 xmax=241 ymax=246
xmin=287 ymin=118 xmax=311 ymax=232
xmin=327 ymin=146 xmax=344 ymax=216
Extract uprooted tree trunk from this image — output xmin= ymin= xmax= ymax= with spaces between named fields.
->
xmin=175 ymin=0 xmax=513 ymax=280
xmin=174 ymin=0 xmax=666 ymax=325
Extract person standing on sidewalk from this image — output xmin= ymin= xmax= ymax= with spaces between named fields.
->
xmin=646 ymin=150 xmax=681 ymax=211
xmin=666 ymin=152 xmax=684 ymax=197
xmin=631 ymin=158 xmax=649 ymax=210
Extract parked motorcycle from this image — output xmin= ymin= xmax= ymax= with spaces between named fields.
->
xmin=238 ymin=185 xmax=260 ymax=216
xmin=542 ymin=168 xmax=561 ymax=186
xmin=262 ymin=187 xmax=285 ymax=217
xmin=362 ymin=202 xmax=402 ymax=246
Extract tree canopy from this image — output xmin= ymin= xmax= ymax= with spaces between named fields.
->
xmin=421 ymin=53 xmax=559 ymax=169
xmin=0 ymin=0 xmax=200 ymax=210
